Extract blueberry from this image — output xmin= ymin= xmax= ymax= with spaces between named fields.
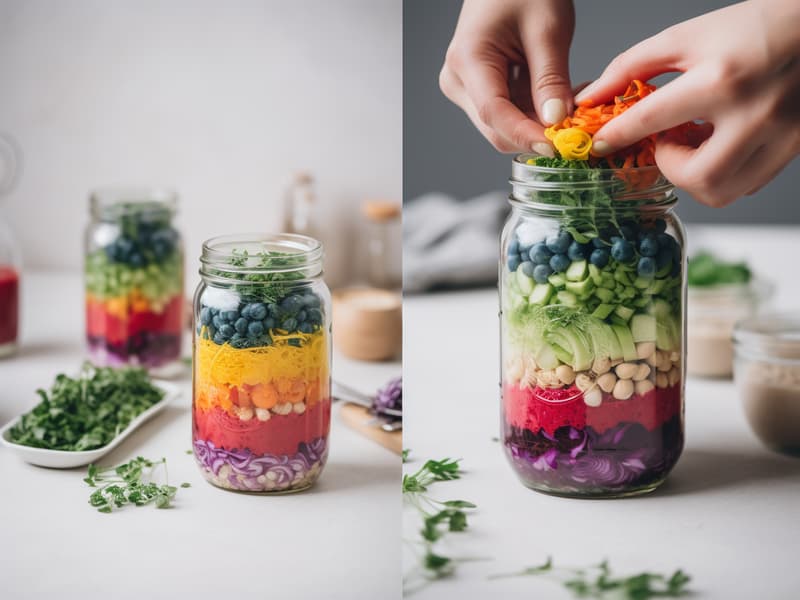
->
xmin=129 ymin=253 xmax=144 ymax=268
xmin=567 ymin=241 xmax=586 ymax=261
xmin=520 ymin=261 xmax=535 ymax=277
xmin=282 ymin=318 xmax=298 ymax=331
xmin=281 ymin=295 xmax=304 ymax=313
xmin=592 ymin=237 xmax=607 ymax=249
xmin=549 ymin=253 xmax=571 ymax=273
xmin=307 ymin=308 xmax=323 ymax=325
xmin=248 ymin=321 xmax=264 ymax=337
xmin=200 ymin=307 xmax=212 ymax=325
xmin=533 ymin=264 xmax=553 ymax=284
xmin=518 ymin=243 xmax=532 ymax=258
xmin=638 ymin=256 xmax=656 ymax=278
xmin=508 ymin=238 xmax=520 ymax=256
xmin=654 ymin=218 xmax=667 ymax=234
xmin=611 ymin=239 xmax=635 ymax=262
xmin=302 ymin=293 xmax=321 ymax=308
xmin=545 ymin=231 xmax=572 ymax=254
xmin=590 ymin=249 xmax=610 ymax=268
xmin=264 ymin=317 xmax=276 ymax=329
xmin=230 ymin=337 xmax=248 ymax=349
xmin=288 ymin=339 xmax=301 ymax=347
xmin=212 ymin=315 xmax=223 ymax=329
xmin=116 ymin=237 xmax=134 ymax=258
xmin=207 ymin=324 xmax=217 ymax=339
xmin=529 ymin=242 xmax=552 ymax=265
xmin=267 ymin=303 xmax=281 ymax=317
xmin=210 ymin=307 xmax=219 ymax=315
xmin=241 ymin=304 xmax=252 ymax=319
xmin=249 ymin=303 xmax=267 ymax=320
xmin=508 ymin=254 xmax=521 ymax=272
xmin=656 ymin=247 xmax=672 ymax=270
xmin=619 ymin=225 xmax=635 ymax=241
xmin=223 ymin=310 xmax=238 ymax=322
xmin=234 ymin=317 xmax=249 ymax=334
xmin=219 ymin=324 xmax=235 ymax=338
xmin=610 ymin=236 xmax=622 ymax=244
xmin=671 ymin=262 xmax=681 ymax=277
xmin=638 ymin=234 xmax=659 ymax=257
xmin=297 ymin=309 xmax=307 ymax=322
xmin=213 ymin=333 xmax=226 ymax=345
xmin=299 ymin=323 xmax=313 ymax=334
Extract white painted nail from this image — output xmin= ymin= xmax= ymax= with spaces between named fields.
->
xmin=531 ymin=142 xmax=554 ymax=157
xmin=542 ymin=98 xmax=566 ymax=125
xmin=592 ymin=140 xmax=612 ymax=155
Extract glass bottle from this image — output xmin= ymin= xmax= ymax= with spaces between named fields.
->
xmin=500 ymin=157 xmax=686 ymax=498
xmin=0 ymin=133 xmax=21 ymax=358
xmin=283 ymin=172 xmax=318 ymax=239
xmin=84 ymin=188 xmax=184 ymax=374
xmin=362 ymin=199 xmax=401 ymax=289
xmin=192 ymin=233 xmax=332 ymax=493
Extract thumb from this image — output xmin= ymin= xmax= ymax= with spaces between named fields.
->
xmin=522 ymin=9 xmax=575 ymax=126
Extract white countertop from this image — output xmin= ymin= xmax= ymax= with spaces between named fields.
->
xmin=0 ymin=271 xmax=401 ymax=600
xmin=403 ymin=225 xmax=800 ymax=599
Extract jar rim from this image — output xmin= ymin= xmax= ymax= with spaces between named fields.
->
xmin=733 ymin=312 xmax=800 ymax=363
xmin=510 ymin=154 xmax=676 ymax=207
xmin=199 ymin=232 xmax=324 ymax=281
xmin=90 ymin=187 xmax=178 ymax=220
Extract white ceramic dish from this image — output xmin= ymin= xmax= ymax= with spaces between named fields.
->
xmin=0 ymin=380 xmax=181 ymax=469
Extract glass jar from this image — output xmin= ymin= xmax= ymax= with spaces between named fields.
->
xmin=84 ymin=188 xmax=184 ymax=373
xmin=500 ymin=157 xmax=686 ymax=498
xmin=192 ymin=233 xmax=332 ymax=493
xmin=0 ymin=217 xmax=20 ymax=358
xmin=734 ymin=313 xmax=800 ymax=455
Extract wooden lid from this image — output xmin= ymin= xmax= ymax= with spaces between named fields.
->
xmin=362 ymin=200 xmax=400 ymax=222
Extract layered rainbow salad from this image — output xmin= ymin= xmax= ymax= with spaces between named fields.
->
xmin=85 ymin=212 xmax=183 ymax=369
xmin=502 ymin=218 xmax=684 ymax=496
xmin=193 ymin=284 xmax=330 ymax=493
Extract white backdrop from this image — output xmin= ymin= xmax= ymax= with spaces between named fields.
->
xmin=0 ymin=0 xmax=401 ymax=289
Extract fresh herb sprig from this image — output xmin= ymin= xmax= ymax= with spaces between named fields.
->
xmin=84 ymin=457 xmax=186 ymax=513
xmin=8 ymin=363 xmax=164 ymax=451
xmin=491 ymin=557 xmax=691 ymax=599
xmin=218 ymin=249 xmax=308 ymax=305
xmin=403 ymin=457 xmax=477 ymax=580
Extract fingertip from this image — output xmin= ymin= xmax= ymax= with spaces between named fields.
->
xmin=532 ymin=142 xmax=555 ymax=158
xmin=591 ymin=140 xmax=613 ymax=156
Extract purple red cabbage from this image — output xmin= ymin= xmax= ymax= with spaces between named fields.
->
xmin=374 ymin=377 xmax=402 ymax=413
xmin=194 ymin=437 xmax=327 ymax=492
xmin=504 ymin=417 xmax=683 ymax=495
xmin=87 ymin=332 xmax=181 ymax=368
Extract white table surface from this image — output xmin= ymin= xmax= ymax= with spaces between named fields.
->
xmin=0 ymin=271 xmax=401 ymax=600
xmin=403 ymin=225 xmax=800 ymax=599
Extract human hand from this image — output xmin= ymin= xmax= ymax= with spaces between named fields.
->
xmin=576 ymin=0 xmax=800 ymax=207
xmin=439 ymin=0 xmax=575 ymax=154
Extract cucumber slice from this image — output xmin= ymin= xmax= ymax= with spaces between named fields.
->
xmin=633 ymin=276 xmax=651 ymax=289
xmin=614 ymin=305 xmax=635 ymax=322
xmin=566 ymin=277 xmax=594 ymax=296
xmin=566 ymin=260 xmax=588 ymax=282
xmin=611 ymin=323 xmax=639 ymax=362
xmin=601 ymin=273 xmax=616 ymax=289
xmin=594 ymin=287 xmax=615 ymax=303
xmin=548 ymin=273 xmax=567 ymax=288
xmin=556 ymin=290 xmax=578 ymax=307
xmin=588 ymin=264 xmax=603 ymax=286
xmin=529 ymin=283 xmax=554 ymax=305
xmin=614 ymin=269 xmax=632 ymax=286
xmin=644 ymin=279 xmax=666 ymax=295
xmin=631 ymin=313 xmax=657 ymax=342
xmin=591 ymin=303 xmax=615 ymax=320
xmin=516 ymin=269 xmax=534 ymax=295
xmin=535 ymin=344 xmax=560 ymax=370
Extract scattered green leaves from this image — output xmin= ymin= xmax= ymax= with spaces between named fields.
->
xmin=84 ymin=456 xmax=183 ymax=513
xmin=8 ymin=363 xmax=164 ymax=451
xmin=402 ymin=448 xmax=410 ymax=463
xmin=403 ymin=455 xmax=476 ymax=582
xmin=491 ymin=558 xmax=691 ymax=599
xmin=688 ymin=252 xmax=750 ymax=287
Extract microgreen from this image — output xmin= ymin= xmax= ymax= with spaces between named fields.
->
xmin=491 ymin=558 xmax=691 ymax=599
xmin=403 ymin=455 xmax=477 ymax=583
xmin=402 ymin=449 xmax=410 ymax=463
xmin=84 ymin=456 xmax=184 ymax=513
xmin=8 ymin=363 xmax=164 ymax=451
xmin=215 ymin=249 xmax=309 ymax=305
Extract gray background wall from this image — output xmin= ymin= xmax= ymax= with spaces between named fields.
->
xmin=404 ymin=0 xmax=799 ymax=223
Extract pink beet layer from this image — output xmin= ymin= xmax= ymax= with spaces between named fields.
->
xmin=503 ymin=382 xmax=682 ymax=436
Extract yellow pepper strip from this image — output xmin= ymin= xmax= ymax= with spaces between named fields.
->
xmin=547 ymin=127 xmax=593 ymax=161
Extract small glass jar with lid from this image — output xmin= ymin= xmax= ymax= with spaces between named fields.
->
xmin=84 ymin=188 xmax=184 ymax=373
xmin=500 ymin=157 xmax=686 ymax=498
xmin=192 ymin=233 xmax=332 ymax=493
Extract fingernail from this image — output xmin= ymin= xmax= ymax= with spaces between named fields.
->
xmin=592 ymin=140 xmax=612 ymax=156
xmin=541 ymin=98 xmax=566 ymax=126
xmin=532 ymin=142 xmax=555 ymax=158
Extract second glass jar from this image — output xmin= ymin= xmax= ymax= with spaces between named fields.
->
xmin=192 ymin=234 xmax=331 ymax=493
xmin=500 ymin=157 xmax=686 ymax=498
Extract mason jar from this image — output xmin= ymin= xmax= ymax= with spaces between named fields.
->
xmin=192 ymin=233 xmax=332 ymax=493
xmin=84 ymin=189 xmax=184 ymax=374
xmin=500 ymin=156 xmax=686 ymax=498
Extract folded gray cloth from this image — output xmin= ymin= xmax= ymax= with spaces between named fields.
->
xmin=403 ymin=191 xmax=508 ymax=292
